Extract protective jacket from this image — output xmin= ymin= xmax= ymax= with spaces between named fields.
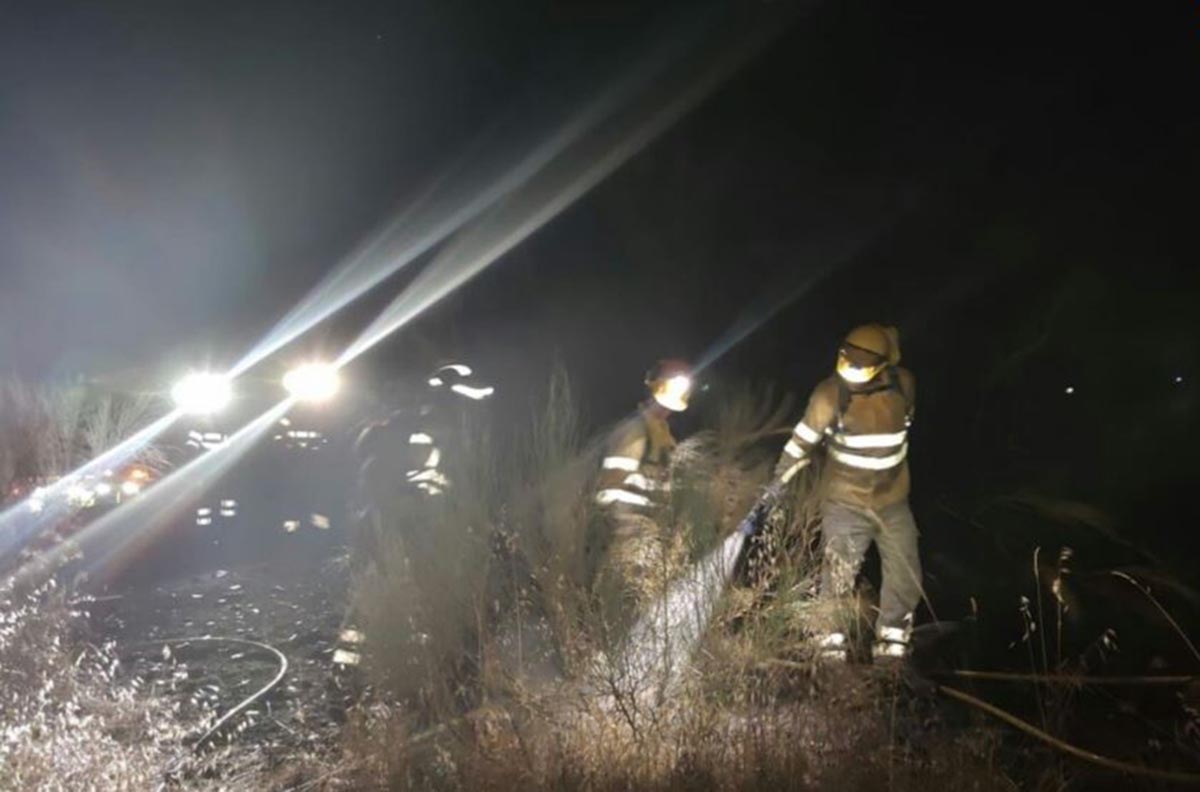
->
xmin=774 ymin=367 xmax=915 ymax=509
xmin=356 ymin=409 xmax=449 ymax=500
xmin=595 ymin=406 xmax=676 ymax=511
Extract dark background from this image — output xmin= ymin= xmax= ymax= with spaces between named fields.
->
xmin=3 ymin=3 xmax=1198 ymax=594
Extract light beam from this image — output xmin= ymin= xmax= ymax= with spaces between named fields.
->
xmin=10 ymin=401 xmax=291 ymax=591
xmin=227 ymin=27 xmax=700 ymax=380
xmin=338 ymin=15 xmax=784 ymax=367
xmin=0 ymin=410 xmax=181 ymax=563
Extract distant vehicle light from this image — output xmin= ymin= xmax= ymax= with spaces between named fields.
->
xmin=121 ymin=481 xmax=141 ymax=496
xmin=95 ymin=483 xmax=113 ymax=496
xmin=283 ymin=362 xmax=340 ymax=403
xmin=172 ymin=372 xmax=233 ymax=415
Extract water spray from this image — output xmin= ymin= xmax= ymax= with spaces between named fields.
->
xmin=613 ymin=532 xmax=746 ymax=700
xmin=610 ymin=460 xmax=805 ymax=697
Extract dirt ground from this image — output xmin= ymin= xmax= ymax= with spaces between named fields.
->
xmin=94 ymin=553 xmax=353 ymax=773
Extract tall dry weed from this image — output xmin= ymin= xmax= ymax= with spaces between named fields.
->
xmin=334 ymin=377 xmax=1013 ymax=789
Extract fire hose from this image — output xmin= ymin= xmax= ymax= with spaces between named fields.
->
xmin=735 ymin=463 xmax=798 ymax=538
xmin=147 ymin=636 xmax=289 ymax=750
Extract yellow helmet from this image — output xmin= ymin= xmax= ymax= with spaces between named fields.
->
xmin=836 ymin=324 xmax=900 ymax=384
xmin=645 ymin=359 xmax=693 ymax=412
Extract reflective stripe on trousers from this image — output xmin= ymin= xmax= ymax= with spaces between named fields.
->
xmin=596 ymin=488 xmax=652 ymax=507
xmin=820 ymin=500 xmax=922 ymax=632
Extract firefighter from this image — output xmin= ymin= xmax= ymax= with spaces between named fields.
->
xmin=591 ymin=359 xmax=693 ymax=628
xmin=355 ymin=362 xmax=493 ymax=514
xmin=351 ymin=409 xmax=424 ymax=575
xmin=339 ymin=362 xmax=495 ymax=668
xmin=770 ymin=325 xmax=922 ymax=662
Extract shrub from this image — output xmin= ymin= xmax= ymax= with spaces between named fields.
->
xmin=336 ymin=375 xmax=1015 ymax=790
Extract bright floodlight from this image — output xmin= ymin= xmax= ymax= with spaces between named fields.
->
xmin=283 ymin=362 xmax=341 ymax=403
xmin=172 ymin=372 xmax=233 ymax=415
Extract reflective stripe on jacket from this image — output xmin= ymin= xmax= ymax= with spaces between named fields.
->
xmin=404 ymin=430 xmax=449 ymax=496
xmin=774 ymin=368 xmax=915 ymax=508
xmin=596 ymin=408 xmax=675 ymax=511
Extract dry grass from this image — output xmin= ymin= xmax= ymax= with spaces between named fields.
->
xmin=0 ymin=581 xmax=196 ymax=790
xmin=0 ymin=575 xmax=355 ymax=790
xmin=0 ymin=379 xmax=244 ymax=790
xmin=0 ymin=377 xmax=168 ymax=493
xmin=0 ymin=377 xmax=170 ymax=586
xmin=333 ymin=375 xmax=1013 ymax=791
xmin=15 ymin=372 xmax=1184 ymax=788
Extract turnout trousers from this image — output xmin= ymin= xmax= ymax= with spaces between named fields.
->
xmin=820 ymin=499 xmax=923 ymax=634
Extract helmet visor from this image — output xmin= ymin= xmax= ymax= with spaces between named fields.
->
xmin=837 ymin=349 xmax=884 ymax=384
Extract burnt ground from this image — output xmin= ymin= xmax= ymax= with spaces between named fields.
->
xmin=90 ymin=551 xmax=354 ymax=779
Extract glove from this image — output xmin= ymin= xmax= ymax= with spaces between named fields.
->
xmin=737 ymin=479 xmax=788 ymax=538
xmin=737 ymin=509 xmax=762 ymax=538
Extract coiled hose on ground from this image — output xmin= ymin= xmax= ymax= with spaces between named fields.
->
xmin=148 ymin=636 xmax=289 ymax=750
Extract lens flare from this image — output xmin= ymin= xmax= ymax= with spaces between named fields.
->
xmin=225 ymin=27 xmax=693 ymax=381
xmin=3 ymin=6 xmax=797 ymax=591
xmin=12 ymin=401 xmax=293 ymax=590
xmin=0 ymin=410 xmax=180 ymax=564
xmin=339 ymin=18 xmax=777 ymax=368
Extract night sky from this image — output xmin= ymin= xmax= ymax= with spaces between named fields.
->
xmin=3 ymin=2 xmax=1198 ymax=564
